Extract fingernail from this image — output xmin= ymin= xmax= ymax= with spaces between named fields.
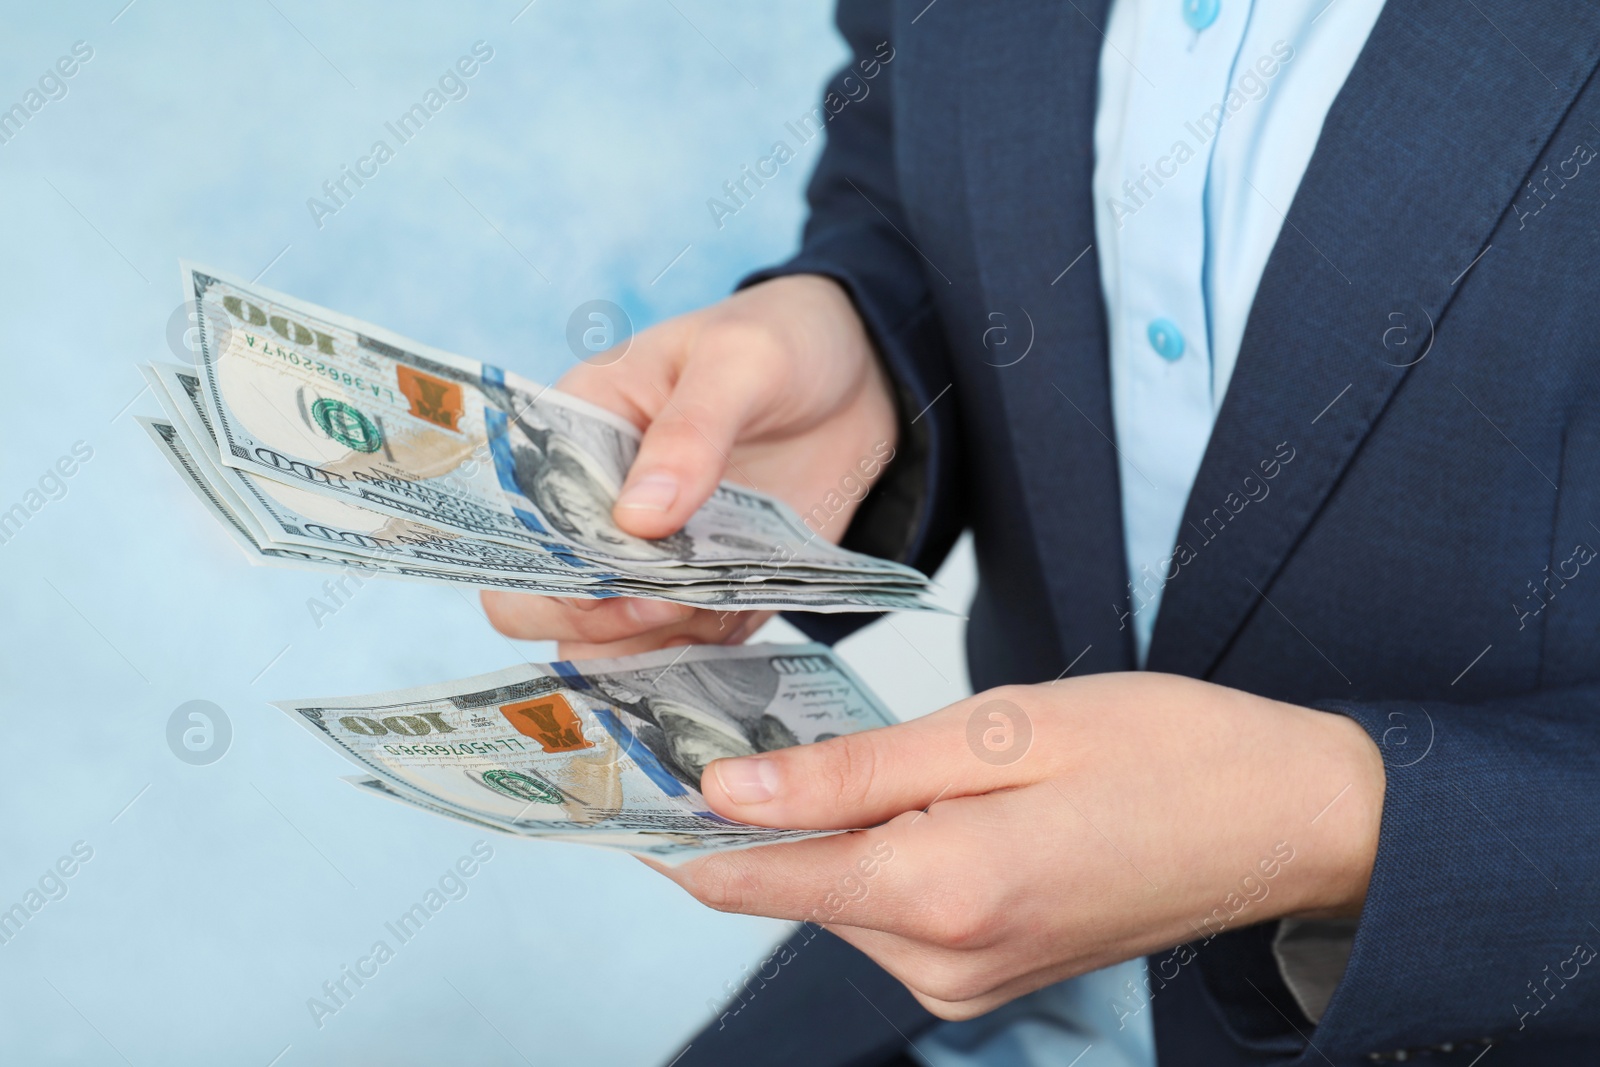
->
xmin=616 ymin=472 xmax=678 ymax=511
xmin=713 ymin=756 xmax=779 ymax=804
xmin=627 ymin=598 xmax=693 ymax=627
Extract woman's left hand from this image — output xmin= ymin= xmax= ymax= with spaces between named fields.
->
xmin=646 ymin=671 xmax=1385 ymax=1019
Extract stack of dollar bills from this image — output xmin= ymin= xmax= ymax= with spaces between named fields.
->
xmin=139 ymin=263 xmax=938 ymax=613
xmin=275 ymin=642 xmax=890 ymax=858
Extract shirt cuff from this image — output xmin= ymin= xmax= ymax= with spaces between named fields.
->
xmin=1271 ymin=918 xmax=1358 ymax=1023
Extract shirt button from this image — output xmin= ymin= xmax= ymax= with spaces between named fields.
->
xmin=1147 ymin=318 xmax=1186 ymax=361
xmin=1182 ymin=0 xmax=1220 ymax=30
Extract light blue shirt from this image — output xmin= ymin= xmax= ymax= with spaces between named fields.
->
xmin=919 ymin=0 xmax=1386 ymax=1064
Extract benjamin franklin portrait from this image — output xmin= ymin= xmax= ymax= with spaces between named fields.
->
xmin=509 ymin=426 xmax=694 ymax=562
xmin=588 ymin=656 xmax=799 ymax=792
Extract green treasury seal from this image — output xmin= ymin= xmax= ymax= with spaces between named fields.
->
xmin=481 ymin=768 xmax=563 ymax=805
xmin=311 ymin=398 xmax=383 ymax=453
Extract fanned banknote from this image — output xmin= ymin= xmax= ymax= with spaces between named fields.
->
xmin=141 ymin=416 xmax=628 ymax=597
xmin=274 ymin=643 xmax=894 ymax=858
xmin=139 ymin=263 xmax=941 ymax=613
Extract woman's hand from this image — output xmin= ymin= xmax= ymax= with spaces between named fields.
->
xmin=481 ymin=274 xmax=897 ymax=659
xmin=648 ymin=672 xmax=1386 ymax=1020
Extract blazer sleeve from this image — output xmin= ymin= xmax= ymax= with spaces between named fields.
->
xmin=1204 ymin=688 xmax=1600 ymax=1061
xmin=740 ymin=0 xmax=967 ymax=644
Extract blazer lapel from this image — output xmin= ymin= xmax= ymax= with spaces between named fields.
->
xmin=1147 ymin=0 xmax=1600 ymax=678
xmin=956 ymin=0 xmax=1136 ymax=672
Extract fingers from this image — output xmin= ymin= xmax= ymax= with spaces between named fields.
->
xmin=830 ymin=921 xmax=1114 ymax=1021
xmin=556 ymin=314 xmax=761 ymax=540
xmin=555 ymin=316 xmax=692 ymax=426
xmin=482 ymin=589 xmax=689 ymax=642
xmin=654 ymin=791 xmax=1024 ymax=933
xmin=480 ymin=590 xmax=765 ymax=649
xmin=824 ymin=925 xmax=1043 ymax=1018
xmin=557 ymin=611 xmax=768 ymax=660
xmin=651 ymin=825 xmax=913 ymax=927
xmin=646 ymin=787 xmax=1115 ymax=1020
xmin=698 ymin=687 xmax=1049 ymax=830
xmin=556 ymin=278 xmax=884 ymax=544
xmin=611 ymin=347 xmax=776 ymax=539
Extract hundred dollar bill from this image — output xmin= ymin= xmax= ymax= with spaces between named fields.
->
xmin=143 ymin=412 xmax=939 ymax=610
xmin=274 ymin=643 xmax=894 ymax=856
xmin=145 ymin=412 xmax=935 ymax=611
xmin=141 ymin=415 xmax=371 ymax=571
xmin=342 ymin=775 xmax=828 ymax=861
xmin=145 ymin=361 xmax=598 ymax=585
xmin=144 ymin=361 xmax=928 ymax=597
xmin=183 ymin=261 xmax=918 ymax=580
xmin=139 ymin=416 xmax=632 ymax=596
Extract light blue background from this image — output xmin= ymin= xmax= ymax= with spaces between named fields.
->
xmin=0 ymin=2 xmax=974 ymax=1064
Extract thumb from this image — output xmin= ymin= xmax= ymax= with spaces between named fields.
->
xmin=612 ymin=354 xmax=764 ymax=539
xmin=699 ymin=694 xmax=1042 ymax=830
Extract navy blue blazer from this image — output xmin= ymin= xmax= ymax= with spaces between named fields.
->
xmin=710 ymin=0 xmax=1600 ymax=1064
